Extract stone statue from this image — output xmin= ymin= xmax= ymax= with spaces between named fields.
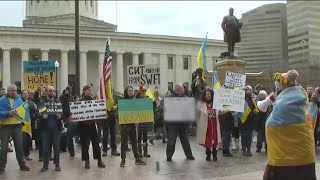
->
xmin=221 ymin=8 xmax=243 ymax=57
xmin=191 ymin=68 xmax=207 ymax=102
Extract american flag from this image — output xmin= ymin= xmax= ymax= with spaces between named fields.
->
xmin=97 ymin=40 xmax=114 ymax=110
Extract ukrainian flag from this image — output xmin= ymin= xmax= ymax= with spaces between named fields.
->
xmin=212 ymin=70 xmax=221 ymax=90
xmin=145 ymin=85 xmax=155 ymax=101
xmin=235 ymin=102 xmax=251 ymax=123
xmin=266 ymin=86 xmax=315 ymax=166
xmin=15 ymin=101 xmax=32 ymax=137
xmin=197 ymin=33 xmax=208 ymax=80
xmin=308 ymin=101 xmax=318 ymax=130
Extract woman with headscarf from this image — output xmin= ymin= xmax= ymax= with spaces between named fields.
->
xmin=258 ymin=70 xmax=316 ymax=180
xmin=196 ymin=89 xmax=221 ymax=161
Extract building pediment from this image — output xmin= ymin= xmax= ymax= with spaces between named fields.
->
xmin=23 ymin=14 xmax=117 ymax=32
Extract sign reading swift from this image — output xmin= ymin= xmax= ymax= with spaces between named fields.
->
xmin=127 ymin=65 xmax=160 ymax=86
xmin=23 ymin=61 xmax=56 ymax=91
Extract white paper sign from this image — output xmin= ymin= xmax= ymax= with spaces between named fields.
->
xmin=224 ymin=71 xmax=246 ymax=88
xmin=127 ymin=64 xmax=160 ymax=86
xmin=213 ymin=88 xmax=245 ymax=112
xmin=164 ymin=97 xmax=195 ymax=122
xmin=69 ymin=100 xmax=106 ymax=122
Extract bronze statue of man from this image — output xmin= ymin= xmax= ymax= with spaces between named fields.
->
xmin=221 ymin=8 xmax=243 ymax=57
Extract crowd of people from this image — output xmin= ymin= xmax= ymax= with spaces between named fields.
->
xmin=0 ymin=68 xmax=318 ymax=180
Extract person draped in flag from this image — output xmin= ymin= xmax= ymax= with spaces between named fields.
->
xmin=21 ymin=89 xmax=37 ymax=161
xmin=0 ymin=84 xmax=30 ymax=174
xmin=258 ymin=70 xmax=316 ymax=180
xmin=237 ymin=85 xmax=259 ymax=156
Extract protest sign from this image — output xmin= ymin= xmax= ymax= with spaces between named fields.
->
xmin=213 ymin=88 xmax=245 ymax=112
xmin=164 ymin=97 xmax=195 ymax=122
xmin=38 ymin=101 xmax=63 ymax=115
xmin=23 ymin=61 xmax=56 ymax=91
xmin=224 ymin=71 xmax=246 ymax=89
xmin=118 ymin=98 xmax=154 ymax=124
xmin=127 ymin=64 xmax=160 ymax=86
xmin=69 ymin=100 xmax=107 ymax=122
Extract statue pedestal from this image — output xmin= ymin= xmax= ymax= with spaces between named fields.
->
xmin=215 ymin=57 xmax=246 ymax=86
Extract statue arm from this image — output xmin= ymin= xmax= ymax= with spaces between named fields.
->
xmin=221 ymin=16 xmax=227 ymax=32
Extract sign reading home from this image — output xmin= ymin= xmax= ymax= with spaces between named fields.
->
xmin=69 ymin=100 xmax=107 ymax=122
xmin=23 ymin=61 xmax=56 ymax=91
xmin=127 ymin=65 xmax=160 ymax=86
xmin=213 ymin=88 xmax=245 ymax=112
xmin=224 ymin=71 xmax=246 ymax=89
xmin=118 ymin=98 xmax=154 ymax=124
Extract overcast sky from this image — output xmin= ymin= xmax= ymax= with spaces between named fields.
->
xmin=0 ymin=1 xmax=285 ymax=40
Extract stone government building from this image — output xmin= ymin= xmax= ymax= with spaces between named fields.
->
xmin=0 ymin=0 xmax=231 ymax=95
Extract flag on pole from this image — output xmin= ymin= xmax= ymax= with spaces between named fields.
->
xmin=197 ymin=33 xmax=208 ymax=80
xmin=15 ymin=101 xmax=32 ymax=137
xmin=212 ymin=70 xmax=221 ymax=90
xmin=97 ymin=39 xmax=114 ymax=111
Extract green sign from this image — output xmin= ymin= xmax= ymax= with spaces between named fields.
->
xmin=118 ymin=98 xmax=154 ymax=124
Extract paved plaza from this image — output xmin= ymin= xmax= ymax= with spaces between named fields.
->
xmin=1 ymin=138 xmax=319 ymax=180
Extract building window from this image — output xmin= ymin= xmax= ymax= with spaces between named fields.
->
xmin=139 ymin=58 xmax=143 ymax=65
xmin=168 ymin=82 xmax=173 ymax=92
xmin=183 ymin=57 xmax=189 ymax=70
xmin=32 ymin=54 xmax=40 ymax=61
xmin=168 ymin=57 xmax=173 ymax=69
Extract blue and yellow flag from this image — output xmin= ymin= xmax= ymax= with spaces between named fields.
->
xmin=197 ymin=33 xmax=208 ymax=80
xmin=145 ymin=85 xmax=155 ymax=101
xmin=212 ymin=70 xmax=221 ymax=90
xmin=308 ymin=101 xmax=318 ymax=130
xmin=15 ymin=101 xmax=31 ymax=137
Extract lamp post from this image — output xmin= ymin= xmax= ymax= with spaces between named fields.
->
xmin=55 ymin=60 xmax=60 ymax=95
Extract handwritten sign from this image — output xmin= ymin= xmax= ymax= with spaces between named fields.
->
xmin=164 ymin=97 xmax=195 ymax=122
xmin=224 ymin=71 xmax=246 ymax=89
xmin=213 ymin=88 xmax=245 ymax=112
xmin=69 ymin=100 xmax=107 ymax=122
xmin=127 ymin=64 xmax=160 ymax=86
xmin=118 ymin=98 xmax=154 ymax=124
xmin=23 ymin=61 xmax=56 ymax=91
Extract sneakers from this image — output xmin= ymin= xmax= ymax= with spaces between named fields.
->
xmin=38 ymin=157 xmax=43 ymax=162
xmin=166 ymin=157 xmax=172 ymax=162
xmin=246 ymin=149 xmax=253 ymax=156
xmin=85 ymin=161 xmax=90 ymax=169
xmin=69 ymin=154 xmax=75 ymax=159
xmin=256 ymin=149 xmax=261 ymax=153
xmin=55 ymin=165 xmax=61 ymax=172
xmin=97 ymin=159 xmax=105 ymax=168
xmin=120 ymin=160 xmax=126 ymax=167
xmin=135 ymin=159 xmax=146 ymax=165
xmin=25 ymin=156 xmax=33 ymax=161
xmin=222 ymin=149 xmax=233 ymax=157
xmin=111 ymin=150 xmax=120 ymax=156
xmin=20 ymin=165 xmax=30 ymax=171
xmin=102 ymin=151 xmax=107 ymax=157
xmin=186 ymin=156 xmax=195 ymax=160
xmin=40 ymin=167 xmax=48 ymax=172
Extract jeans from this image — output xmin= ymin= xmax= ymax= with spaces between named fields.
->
xmin=166 ymin=123 xmax=193 ymax=158
xmin=102 ymin=118 xmax=117 ymax=152
xmin=0 ymin=125 xmax=26 ymax=168
xmin=22 ymin=132 xmax=31 ymax=157
xmin=138 ymin=129 xmax=148 ymax=144
xmin=241 ymin=129 xmax=253 ymax=149
xmin=67 ymin=123 xmax=76 ymax=156
xmin=222 ymin=128 xmax=232 ymax=150
xmin=42 ymin=128 xmax=60 ymax=167
xmin=120 ymin=124 xmax=139 ymax=160
xmin=79 ymin=123 xmax=101 ymax=161
xmin=256 ymin=129 xmax=267 ymax=150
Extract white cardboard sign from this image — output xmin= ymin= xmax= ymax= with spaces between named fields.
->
xmin=224 ymin=71 xmax=246 ymax=88
xmin=164 ymin=97 xmax=195 ymax=122
xmin=213 ymin=88 xmax=245 ymax=112
xmin=127 ymin=64 xmax=160 ymax=86
xmin=69 ymin=100 xmax=107 ymax=122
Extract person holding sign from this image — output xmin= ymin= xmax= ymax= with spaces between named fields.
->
xmin=119 ymin=86 xmax=146 ymax=167
xmin=38 ymin=86 xmax=63 ymax=172
xmin=166 ymin=83 xmax=195 ymax=161
xmin=0 ymin=84 xmax=30 ymax=174
xmin=196 ymin=89 xmax=221 ymax=161
xmin=136 ymin=85 xmax=156 ymax=158
xmin=77 ymin=85 xmax=105 ymax=169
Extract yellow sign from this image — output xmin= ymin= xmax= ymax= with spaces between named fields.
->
xmin=23 ymin=72 xmax=56 ymax=91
